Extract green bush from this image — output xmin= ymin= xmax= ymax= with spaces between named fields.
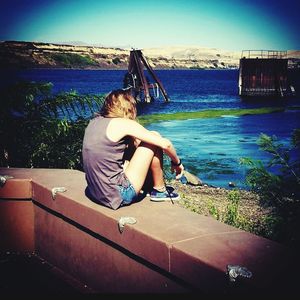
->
xmin=50 ymin=53 xmax=97 ymax=67
xmin=224 ymin=190 xmax=240 ymax=225
xmin=240 ymin=130 xmax=300 ymax=249
xmin=112 ymin=57 xmax=121 ymax=65
xmin=0 ymin=81 xmax=104 ymax=169
xmin=207 ymin=200 xmax=220 ymax=220
xmin=240 ymin=131 xmax=300 ymax=207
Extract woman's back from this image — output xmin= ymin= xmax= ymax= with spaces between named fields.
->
xmin=82 ymin=116 xmax=129 ymax=209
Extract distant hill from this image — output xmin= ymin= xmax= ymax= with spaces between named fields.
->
xmin=0 ymin=41 xmax=299 ymax=70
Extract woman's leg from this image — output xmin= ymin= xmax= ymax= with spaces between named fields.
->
xmin=149 ymin=147 xmax=165 ymax=190
xmin=124 ymin=141 xmax=164 ymax=194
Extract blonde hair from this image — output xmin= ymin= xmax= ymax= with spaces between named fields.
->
xmin=100 ymin=89 xmax=137 ymax=120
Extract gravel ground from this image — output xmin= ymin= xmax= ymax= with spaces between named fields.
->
xmin=168 ymin=179 xmax=275 ymax=236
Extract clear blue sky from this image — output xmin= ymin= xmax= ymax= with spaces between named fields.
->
xmin=1 ymin=0 xmax=299 ymax=51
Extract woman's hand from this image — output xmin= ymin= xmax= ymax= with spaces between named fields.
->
xmin=171 ymin=162 xmax=184 ymax=179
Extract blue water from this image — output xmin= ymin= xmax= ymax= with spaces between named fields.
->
xmin=147 ymin=112 xmax=300 ymax=188
xmin=1 ymin=69 xmax=300 ymax=188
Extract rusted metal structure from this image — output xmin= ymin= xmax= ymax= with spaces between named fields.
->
xmin=123 ymin=49 xmax=170 ymax=103
xmin=238 ymin=50 xmax=289 ymax=97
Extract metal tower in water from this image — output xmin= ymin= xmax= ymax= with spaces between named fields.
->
xmin=123 ymin=49 xmax=170 ymax=103
xmin=238 ymin=50 xmax=289 ymax=97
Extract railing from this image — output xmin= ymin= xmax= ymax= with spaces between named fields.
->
xmin=241 ymin=50 xmax=287 ymax=59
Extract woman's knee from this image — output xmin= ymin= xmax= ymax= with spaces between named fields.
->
xmin=139 ymin=140 xmax=159 ymax=153
xmin=136 ymin=131 xmax=162 ymax=156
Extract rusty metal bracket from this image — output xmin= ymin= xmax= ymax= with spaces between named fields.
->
xmin=0 ymin=175 xmax=14 ymax=187
xmin=51 ymin=187 xmax=67 ymax=200
xmin=226 ymin=264 xmax=252 ymax=282
xmin=118 ymin=216 xmax=137 ymax=233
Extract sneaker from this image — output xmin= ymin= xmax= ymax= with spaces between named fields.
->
xmin=166 ymin=185 xmax=175 ymax=193
xmin=150 ymin=188 xmax=180 ymax=202
xmin=146 ymin=186 xmax=175 ymax=197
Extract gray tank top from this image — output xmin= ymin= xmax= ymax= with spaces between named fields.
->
xmin=82 ymin=116 xmax=130 ymax=209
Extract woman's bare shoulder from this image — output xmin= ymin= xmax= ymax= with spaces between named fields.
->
xmin=110 ymin=117 xmax=137 ymax=126
xmin=107 ymin=118 xmax=141 ymax=141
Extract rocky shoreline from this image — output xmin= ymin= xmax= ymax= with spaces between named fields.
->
xmin=2 ymin=41 xmax=299 ymax=71
xmin=2 ymin=41 xmax=299 ymax=70
xmin=168 ymin=178 xmax=274 ymax=237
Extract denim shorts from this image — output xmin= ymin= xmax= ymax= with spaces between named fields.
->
xmin=117 ymin=178 xmax=138 ymax=206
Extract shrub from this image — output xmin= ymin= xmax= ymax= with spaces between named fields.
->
xmin=240 ymin=130 xmax=300 ymax=249
xmin=240 ymin=131 xmax=300 ymax=207
xmin=112 ymin=57 xmax=121 ymax=65
xmin=0 ymin=81 xmax=104 ymax=169
xmin=50 ymin=53 xmax=97 ymax=67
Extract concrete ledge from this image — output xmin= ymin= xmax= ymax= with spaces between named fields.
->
xmin=0 ymin=167 xmax=298 ymax=294
xmin=0 ymin=171 xmax=34 ymax=251
xmin=0 ymin=199 xmax=34 ymax=251
xmin=0 ymin=178 xmax=32 ymax=199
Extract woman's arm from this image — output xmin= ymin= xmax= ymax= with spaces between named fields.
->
xmin=112 ymin=118 xmax=184 ymax=178
xmin=108 ymin=118 xmax=181 ymax=164
xmin=127 ymin=119 xmax=179 ymax=159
